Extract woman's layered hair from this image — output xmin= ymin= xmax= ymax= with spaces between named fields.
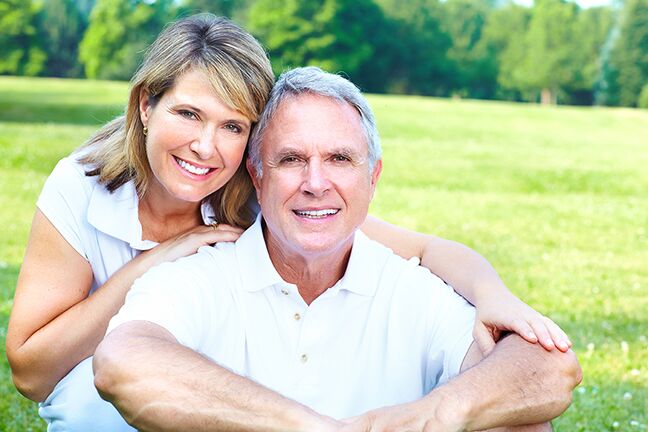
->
xmin=79 ymin=14 xmax=274 ymax=228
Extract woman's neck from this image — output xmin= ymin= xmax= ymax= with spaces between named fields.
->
xmin=138 ymin=188 xmax=203 ymax=243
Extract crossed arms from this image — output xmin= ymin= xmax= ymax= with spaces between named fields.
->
xmin=94 ymin=321 xmax=581 ymax=432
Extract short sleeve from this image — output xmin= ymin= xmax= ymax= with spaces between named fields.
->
xmin=424 ymin=276 xmax=475 ymax=387
xmin=396 ymin=265 xmax=475 ymax=390
xmin=107 ymin=250 xmax=230 ymax=351
xmin=36 ymin=157 xmax=93 ymax=260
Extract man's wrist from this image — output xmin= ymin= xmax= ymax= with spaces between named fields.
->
xmin=418 ymin=386 xmax=472 ymax=432
xmin=289 ymin=407 xmax=340 ymax=432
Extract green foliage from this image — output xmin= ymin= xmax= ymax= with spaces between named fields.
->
xmin=79 ymin=0 xmax=176 ymax=80
xmin=0 ymin=0 xmax=46 ymax=76
xmin=606 ymin=0 xmax=648 ymax=107
xmin=248 ymin=0 xmax=384 ymax=89
xmin=565 ymin=6 xmax=614 ymax=105
xmin=177 ymin=0 xmax=249 ymax=19
xmin=2 ymin=75 xmax=647 ymax=430
xmin=38 ymin=0 xmax=87 ymax=77
xmin=442 ymin=0 xmax=497 ymax=98
xmin=639 ymin=83 xmax=648 ymax=109
xmin=512 ymin=0 xmax=581 ymax=103
xmin=481 ymin=4 xmax=531 ymax=101
xmin=376 ymin=0 xmax=453 ymax=95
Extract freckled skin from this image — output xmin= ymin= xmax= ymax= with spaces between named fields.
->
xmin=141 ymin=69 xmax=251 ymax=207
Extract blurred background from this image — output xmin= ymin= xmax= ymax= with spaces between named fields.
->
xmin=1 ymin=0 xmax=647 ymax=108
xmin=1 ymin=0 xmax=647 ymax=431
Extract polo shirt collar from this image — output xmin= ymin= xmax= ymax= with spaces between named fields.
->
xmin=235 ymin=214 xmax=379 ymax=297
xmin=86 ymin=179 xmax=216 ymax=251
xmin=333 ymin=230 xmax=379 ymax=297
xmin=235 ymin=214 xmax=285 ymax=292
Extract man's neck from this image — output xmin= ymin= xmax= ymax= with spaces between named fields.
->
xmin=264 ymin=231 xmax=354 ymax=306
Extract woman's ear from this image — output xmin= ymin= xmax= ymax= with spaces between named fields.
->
xmin=139 ymin=88 xmax=151 ymax=126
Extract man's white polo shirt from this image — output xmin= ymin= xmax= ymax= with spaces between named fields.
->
xmin=109 ymin=215 xmax=476 ymax=419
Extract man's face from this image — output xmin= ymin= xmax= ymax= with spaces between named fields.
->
xmin=248 ymin=93 xmax=382 ymax=262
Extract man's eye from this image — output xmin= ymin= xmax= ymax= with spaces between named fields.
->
xmin=280 ymin=156 xmax=300 ymax=164
xmin=332 ymin=155 xmax=351 ymax=162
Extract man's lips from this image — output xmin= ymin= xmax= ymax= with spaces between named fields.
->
xmin=293 ymin=208 xmax=340 ymax=219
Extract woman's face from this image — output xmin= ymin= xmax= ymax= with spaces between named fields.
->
xmin=140 ymin=68 xmax=251 ymax=206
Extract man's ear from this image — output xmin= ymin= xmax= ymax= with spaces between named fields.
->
xmin=246 ymin=158 xmax=262 ymax=200
xmin=369 ymin=159 xmax=382 ymax=200
xmin=139 ymin=88 xmax=151 ymax=126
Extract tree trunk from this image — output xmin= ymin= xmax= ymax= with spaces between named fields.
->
xmin=540 ymin=88 xmax=554 ymax=105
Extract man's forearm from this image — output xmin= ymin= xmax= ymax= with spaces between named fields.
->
xmin=94 ymin=321 xmax=338 ymax=432
xmin=422 ymin=334 xmax=582 ymax=431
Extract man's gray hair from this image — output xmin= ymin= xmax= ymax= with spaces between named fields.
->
xmin=248 ymin=66 xmax=381 ymax=177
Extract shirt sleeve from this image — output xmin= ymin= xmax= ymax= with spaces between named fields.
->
xmin=36 ymin=156 xmax=93 ymax=260
xmin=400 ymin=265 xmax=476 ymax=390
xmin=107 ymin=250 xmax=229 ymax=351
xmin=427 ymin=282 xmax=475 ymax=386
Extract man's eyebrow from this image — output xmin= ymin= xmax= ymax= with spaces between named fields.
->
xmin=327 ymin=146 xmax=356 ymax=156
xmin=271 ymin=147 xmax=307 ymax=160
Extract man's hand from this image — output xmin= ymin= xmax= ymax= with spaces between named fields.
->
xmin=339 ymin=399 xmax=464 ymax=432
xmin=339 ymin=335 xmax=581 ymax=432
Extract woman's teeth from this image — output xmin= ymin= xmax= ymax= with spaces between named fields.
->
xmin=176 ymin=157 xmax=210 ymax=175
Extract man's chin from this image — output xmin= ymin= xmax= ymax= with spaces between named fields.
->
xmin=291 ymin=234 xmax=354 ymax=258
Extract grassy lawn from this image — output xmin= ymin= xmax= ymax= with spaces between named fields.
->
xmin=1 ymin=76 xmax=646 ymax=431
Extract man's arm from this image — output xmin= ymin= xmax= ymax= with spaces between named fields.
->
xmin=93 ymin=320 xmax=340 ymax=432
xmin=343 ymin=334 xmax=582 ymax=431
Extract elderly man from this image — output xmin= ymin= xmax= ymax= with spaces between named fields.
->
xmin=94 ymin=67 xmax=581 ymax=431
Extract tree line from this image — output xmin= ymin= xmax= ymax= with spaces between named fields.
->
xmin=1 ymin=0 xmax=647 ymax=107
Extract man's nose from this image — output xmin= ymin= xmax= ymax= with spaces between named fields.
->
xmin=301 ymin=160 xmax=331 ymax=196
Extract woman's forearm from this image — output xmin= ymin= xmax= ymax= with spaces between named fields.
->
xmin=360 ymin=215 xmax=510 ymax=304
xmin=7 ymin=249 xmax=158 ymax=402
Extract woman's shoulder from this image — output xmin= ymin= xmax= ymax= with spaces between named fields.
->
xmin=38 ymin=154 xmax=104 ymax=217
xmin=49 ymin=153 xmax=88 ymax=179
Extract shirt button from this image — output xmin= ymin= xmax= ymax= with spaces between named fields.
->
xmin=300 ymin=353 xmax=308 ymax=363
xmin=281 ymin=288 xmax=289 ymax=295
xmin=293 ymin=313 xmax=301 ymax=321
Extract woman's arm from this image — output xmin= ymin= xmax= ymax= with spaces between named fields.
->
xmin=360 ymin=215 xmax=571 ymax=354
xmin=6 ymin=210 xmax=241 ymax=402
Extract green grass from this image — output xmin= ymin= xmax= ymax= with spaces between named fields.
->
xmin=1 ymin=76 xmax=646 ymax=431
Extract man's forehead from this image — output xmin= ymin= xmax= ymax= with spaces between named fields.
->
xmin=272 ymin=93 xmax=360 ymax=124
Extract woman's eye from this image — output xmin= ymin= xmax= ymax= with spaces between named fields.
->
xmin=224 ymin=123 xmax=242 ymax=133
xmin=179 ymin=110 xmax=197 ymax=120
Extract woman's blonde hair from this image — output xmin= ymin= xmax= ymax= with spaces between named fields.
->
xmin=79 ymin=14 xmax=274 ymax=228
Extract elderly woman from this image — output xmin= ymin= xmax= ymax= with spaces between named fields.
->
xmin=6 ymin=14 xmax=569 ymax=432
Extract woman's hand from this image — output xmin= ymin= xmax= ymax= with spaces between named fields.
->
xmin=142 ymin=223 xmax=244 ymax=266
xmin=473 ymin=292 xmax=572 ymax=356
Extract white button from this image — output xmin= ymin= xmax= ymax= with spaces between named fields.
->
xmin=300 ymin=353 xmax=308 ymax=363
xmin=293 ymin=313 xmax=301 ymax=321
xmin=281 ymin=288 xmax=289 ymax=295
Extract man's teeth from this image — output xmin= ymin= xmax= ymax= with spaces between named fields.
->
xmin=176 ymin=158 xmax=210 ymax=175
xmin=295 ymin=209 xmax=339 ymax=218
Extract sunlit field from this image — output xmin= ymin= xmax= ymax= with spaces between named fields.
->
xmin=1 ymin=76 xmax=646 ymax=431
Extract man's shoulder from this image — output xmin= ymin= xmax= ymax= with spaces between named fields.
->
xmin=355 ymin=231 xmax=447 ymax=290
xmin=142 ymin=242 xmax=238 ymax=289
